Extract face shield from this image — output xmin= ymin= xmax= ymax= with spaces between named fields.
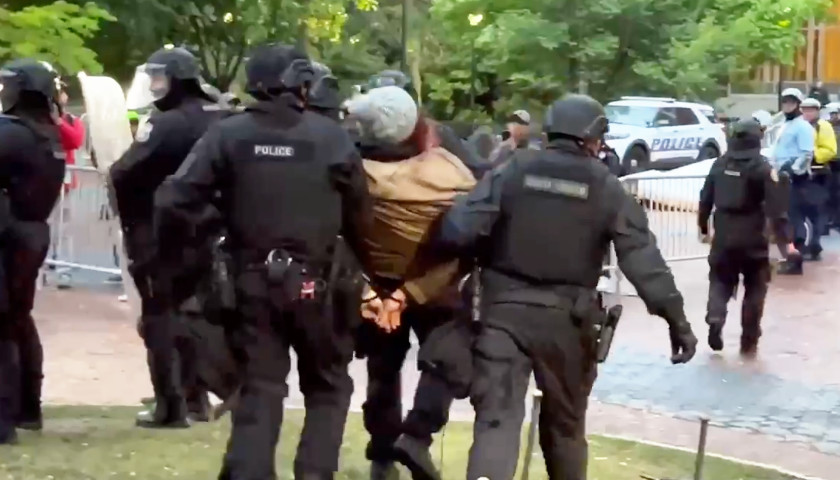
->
xmin=144 ymin=63 xmax=170 ymax=100
xmin=125 ymin=65 xmax=156 ymax=110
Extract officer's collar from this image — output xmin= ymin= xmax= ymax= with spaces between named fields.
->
xmin=546 ymin=138 xmax=591 ymax=156
xmin=726 ymin=148 xmax=761 ymax=160
xmin=247 ymin=96 xmax=306 ymax=119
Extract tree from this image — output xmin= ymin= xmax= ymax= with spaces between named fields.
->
xmin=424 ymin=0 xmax=832 ymax=122
xmin=88 ymin=0 xmax=376 ymax=90
xmin=0 ymin=1 xmax=115 ymax=74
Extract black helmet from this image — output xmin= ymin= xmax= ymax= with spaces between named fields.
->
xmin=143 ymin=46 xmax=203 ymax=103
xmin=0 ymin=59 xmax=59 ymax=113
xmin=544 ymin=94 xmax=609 ymax=141
xmin=368 ymin=70 xmax=409 ymax=90
xmin=245 ymin=43 xmax=314 ymax=100
xmin=308 ymin=61 xmax=341 ymax=111
xmin=728 ymin=118 xmax=762 ymax=156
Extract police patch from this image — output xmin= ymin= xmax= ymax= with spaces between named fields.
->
xmin=135 ymin=122 xmax=153 ymax=142
xmin=523 ymin=175 xmax=589 ymax=199
xmin=770 ymin=168 xmax=779 ymax=183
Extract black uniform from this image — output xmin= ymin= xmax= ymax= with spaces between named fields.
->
xmin=109 ymin=46 xmax=226 ymax=428
xmin=827 ymin=119 xmax=840 ymax=230
xmin=0 ymin=59 xmax=66 ymax=444
xmin=436 ymin=94 xmax=697 ymax=480
xmin=698 ymin=119 xmax=790 ymax=356
xmin=154 ymin=43 xmax=371 ymax=480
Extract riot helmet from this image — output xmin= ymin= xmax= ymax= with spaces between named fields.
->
xmin=0 ymin=59 xmax=60 ymax=114
xmin=308 ymin=61 xmax=342 ymax=114
xmin=245 ymin=43 xmax=314 ymax=101
xmin=544 ymin=94 xmax=609 ymax=143
xmin=727 ymin=118 xmax=763 ymax=156
xmin=142 ymin=47 xmax=201 ymax=103
xmin=368 ymin=70 xmax=409 ymax=90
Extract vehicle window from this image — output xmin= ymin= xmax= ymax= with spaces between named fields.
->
xmin=605 ymin=105 xmax=660 ymax=128
xmin=652 ymin=107 xmax=677 ymax=127
xmin=699 ymin=109 xmax=717 ymax=124
xmin=675 ymin=108 xmax=700 ymax=126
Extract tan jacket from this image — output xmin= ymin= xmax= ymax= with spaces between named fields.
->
xmin=362 ymin=146 xmax=477 ymax=304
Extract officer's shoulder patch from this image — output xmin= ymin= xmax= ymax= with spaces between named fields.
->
xmin=135 ymin=121 xmax=153 ymax=143
xmin=523 ymin=174 xmax=589 ymax=199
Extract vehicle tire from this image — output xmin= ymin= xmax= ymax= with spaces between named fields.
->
xmin=621 ymin=145 xmax=648 ymax=176
xmin=697 ymin=143 xmax=720 ymax=161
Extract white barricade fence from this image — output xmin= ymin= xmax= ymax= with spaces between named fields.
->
xmin=44 ymin=164 xmax=709 ymax=298
xmin=599 ymin=172 xmax=710 ymax=297
xmin=44 ymin=165 xmax=122 ymax=284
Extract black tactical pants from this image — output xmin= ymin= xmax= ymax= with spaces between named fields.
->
xmin=134 ymin=271 xmax=186 ymax=421
xmin=790 ymin=174 xmax=828 ymax=255
xmin=180 ymin=309 xmax=240 ymax=405
xmin=219 ymin=269 xmax=354 ymax=480
xmin=361 ymin=304 xmax=456 ymax=462
xmin=829 ymin=163 xmax=840 ymax=228
xmin=706 ymin=248 xmax=770 ymax=347
xmin=0 ymin=223 xmax=50 ymax=439
xmin=468 ymin=304 xmax=598 ymax=480
xmin=125 ymin=223 xmax=186 ymax=422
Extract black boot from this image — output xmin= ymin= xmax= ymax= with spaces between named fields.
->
xmin=776 ymin=255 xmax=803 ymax=275
xmin=186 ymin=390 xmax=211 ymax=423
xmin=707 ymin=322 xmax=724 ymax=352
xmin=135 ymin=396 xmax=190 ymax=429
xmin=740 ymin=336 xmax=759 ymax=359
xmin=370 ymin=461 xmax=400 ymax=480
xmin=393 ymin=434 xmax=440 ymax=480
xmin=16 ymin=413 xmax=42 ymax=431
xmin=0 ymin=427 xmax=17 ymax=445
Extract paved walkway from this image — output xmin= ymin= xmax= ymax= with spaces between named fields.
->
xmin=35 ymin=233 xmax=840 ymax=479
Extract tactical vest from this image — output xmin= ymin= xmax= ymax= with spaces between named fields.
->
xmin=712 ymin=155 xmax=762 ymax=214
xmin=228 ymin=111 xmax=342 ymax=262
xmin=0 ymin=115 xmax=65 ymax=222
xmin=487 ymin=149 xmax=613 ymax=289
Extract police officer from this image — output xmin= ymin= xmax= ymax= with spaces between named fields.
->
xmin=308 ymin=62 xmax=343 ymax=121
xmin=827 ymin=104 xmax=840 ymax=230
xmin=699 ymin=119 xmax=792 ymax=357
xmin=154 ymin=42 xmax=372 ymax=480
xmin=773 ymin=88 xmax=814 ymax=275
xmin=436 ymin=94 xmax=698 ymax=480
xmin=0 ymin=59 xmax=66 ymax=444
xmin=109 ymin=45 xmax=227 ymax=428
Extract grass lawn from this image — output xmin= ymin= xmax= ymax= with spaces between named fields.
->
xmin=0 ymin=406 xmax=796 ymax=480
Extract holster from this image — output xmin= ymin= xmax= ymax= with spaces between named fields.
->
xmin=492 ymin=286 xmax=605 ymax=358
xmin=201 ymin=237 xmax=236 ymax=325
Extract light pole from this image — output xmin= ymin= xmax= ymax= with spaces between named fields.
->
xmin=468 ymin=13 xmax=483 ymax=108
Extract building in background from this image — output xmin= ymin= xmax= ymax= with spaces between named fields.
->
xmin=752 ymin=2 xmax=840 ymax=94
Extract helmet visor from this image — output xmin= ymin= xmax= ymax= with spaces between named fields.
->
xmin=142 ymin=63 xmax=170 ymax=101
xmin=126 ymin=65 xmax=156 ymax=109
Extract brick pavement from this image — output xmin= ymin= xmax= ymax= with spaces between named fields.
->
xmin=33 ymin=234 xmax=840 ymax=478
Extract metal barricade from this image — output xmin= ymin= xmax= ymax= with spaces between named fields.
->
xmin=45 ymin=165 xmax=122 ymax=282
xmin=601 ymin=173 xmax=710 ymax=297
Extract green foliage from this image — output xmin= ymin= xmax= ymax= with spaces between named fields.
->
xmin=421 ymin=0 xmax=832 ymax=121
xmin=0 ymin=1 xmax=115 ymax=74
xmin=5 ymin=0 xmax=830 ymax=121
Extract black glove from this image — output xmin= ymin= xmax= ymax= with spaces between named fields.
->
xmin=667 ymin=318 xmax=697 ymax=364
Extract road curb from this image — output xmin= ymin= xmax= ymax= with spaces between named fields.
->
xmin=597 ymin=432 xmax=824 ymax=480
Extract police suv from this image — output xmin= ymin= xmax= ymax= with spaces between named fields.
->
xmin=604 ymin=96 xmax=727 ymax=175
